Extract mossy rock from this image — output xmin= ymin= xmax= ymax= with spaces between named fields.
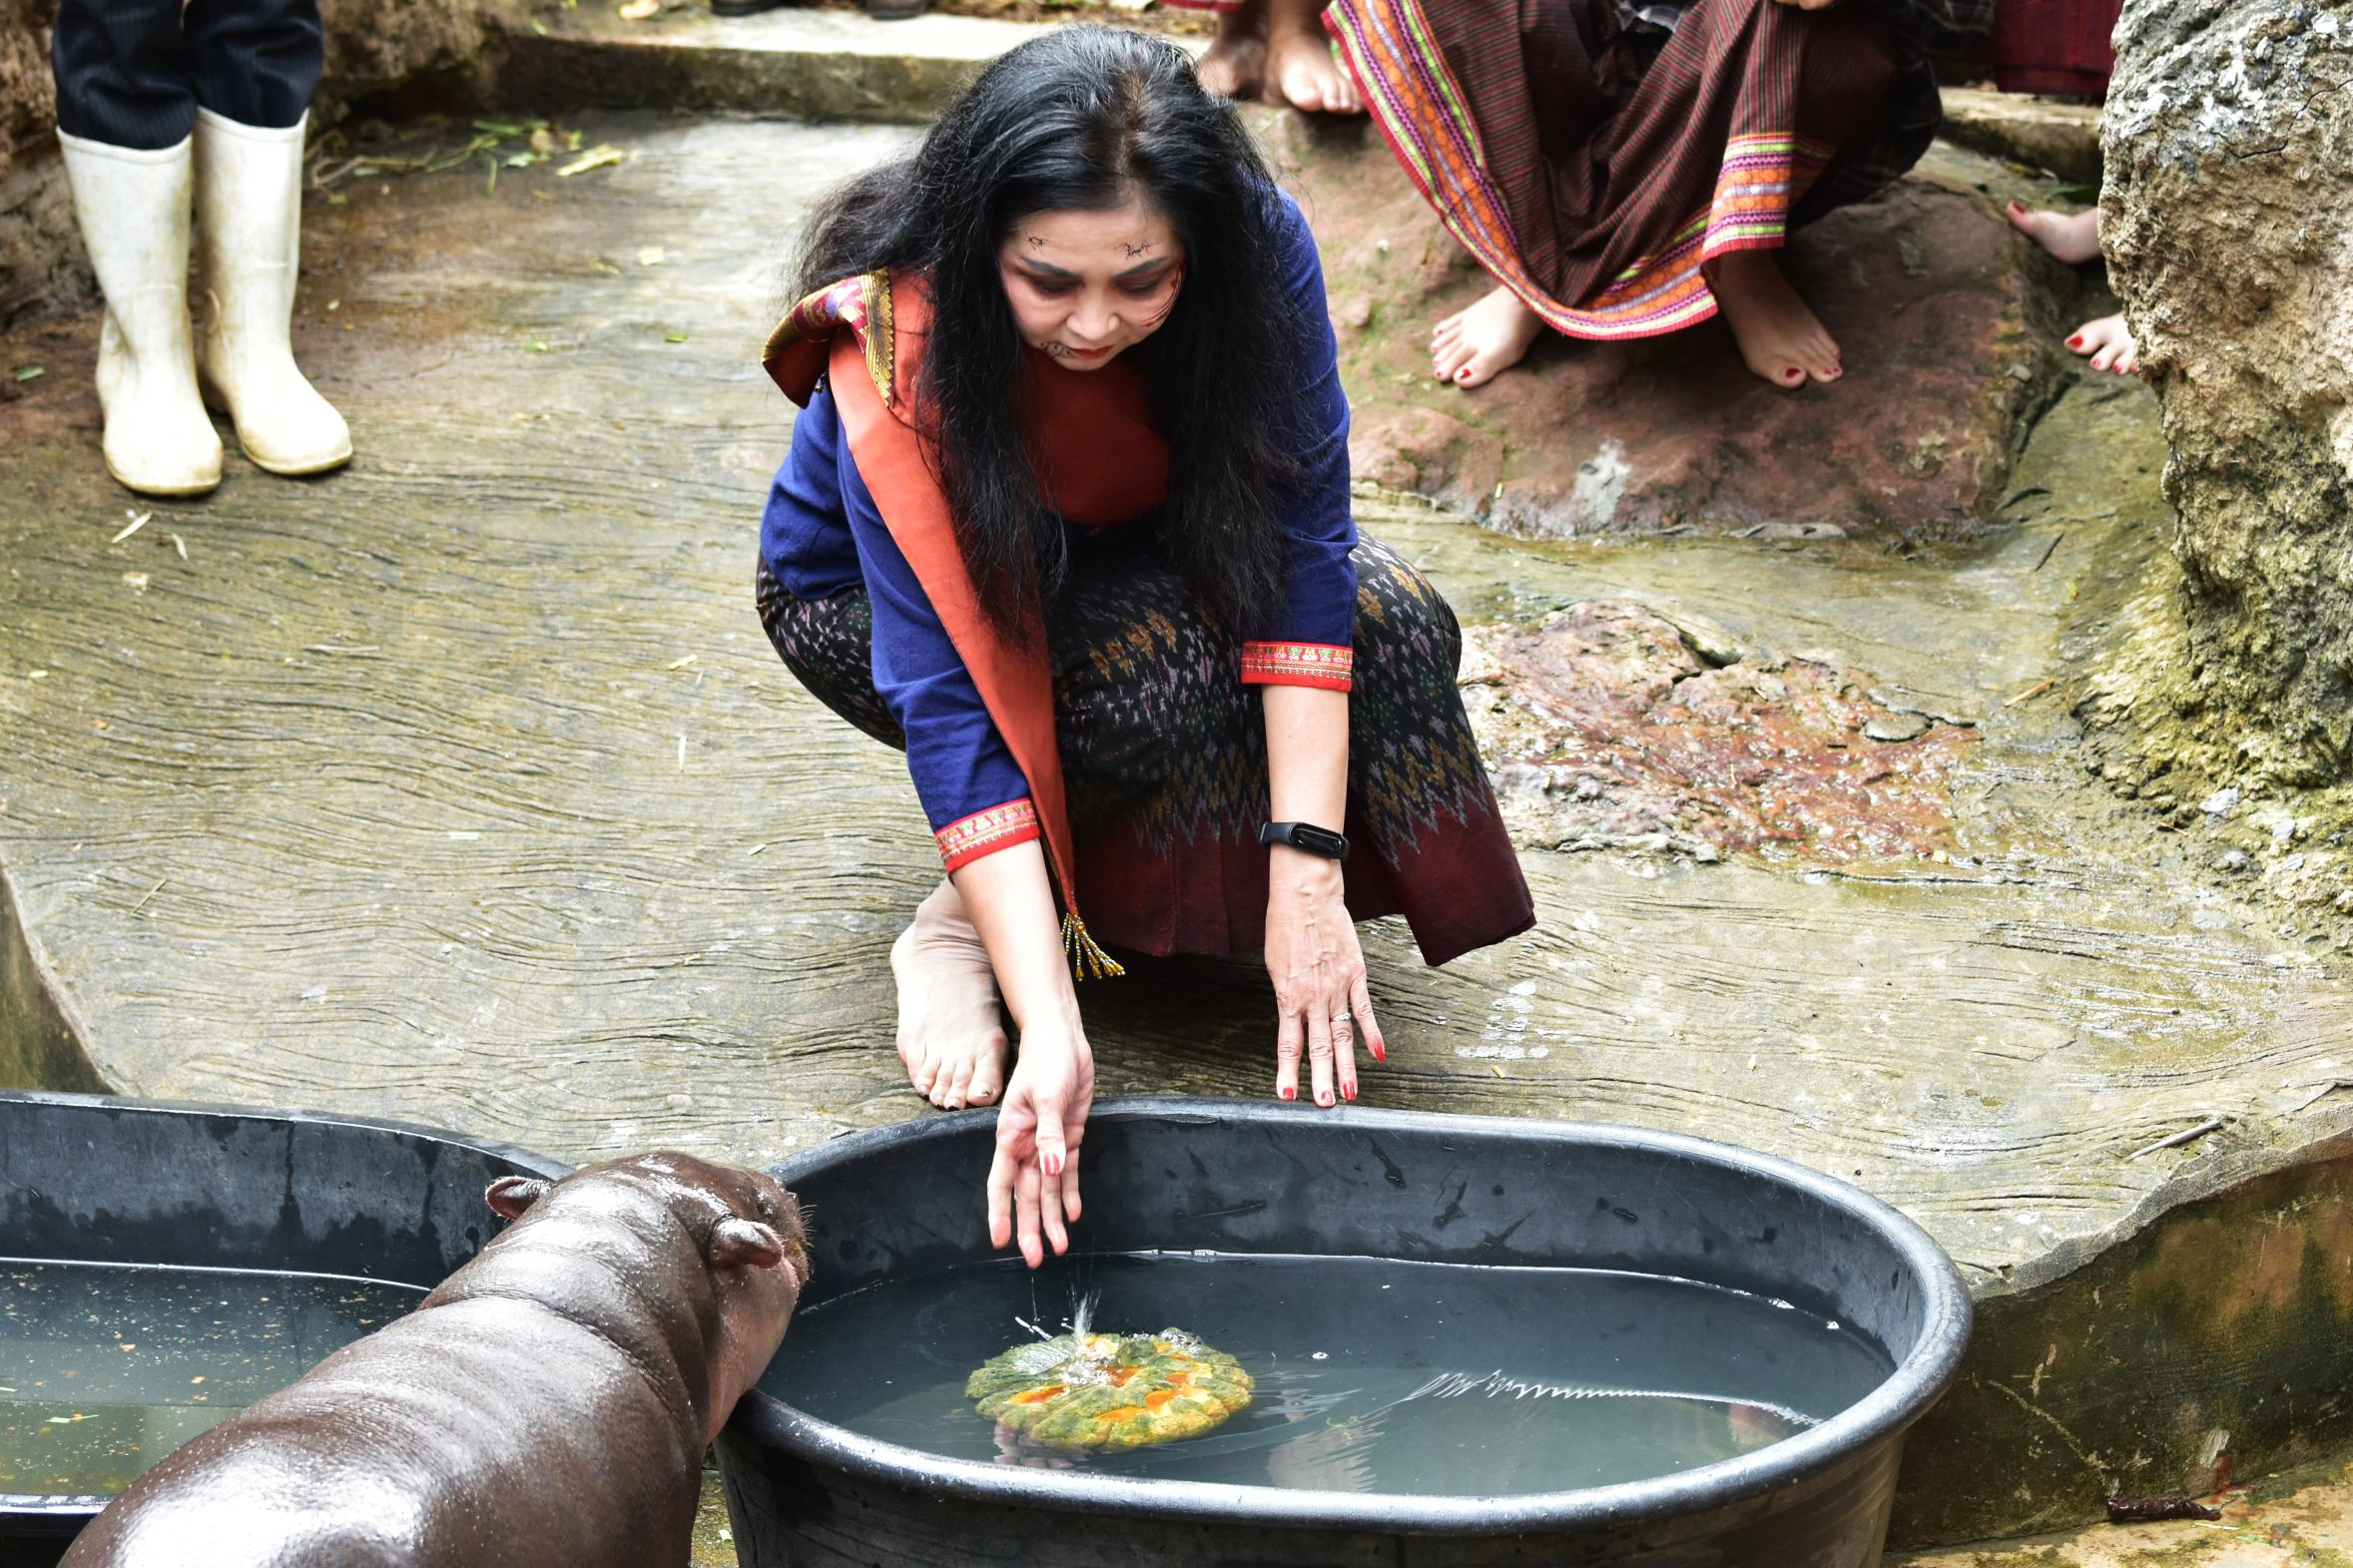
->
xmin=965 ymin=1329 xmax=1253 ymax=1450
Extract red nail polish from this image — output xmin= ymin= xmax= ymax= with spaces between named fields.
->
xmin=1317 ymin=1090 xmax=1334 ymax=1107
xmin=1371 ymin=1042 xmax=1386 ymax=1062
xmin=1342 ymin=1084 xmax=1357 ymax=1102
xmin=2067 ymin=335 xmax=2083 ymax=347
xmin=1279 ymin=1086 xmax=1296 ymax=1101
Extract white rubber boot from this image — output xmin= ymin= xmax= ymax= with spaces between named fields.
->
xmin=56 ymin=131 xmax=224 ymax=497
xmin=193 ymin=109 xmax=351 ymax=476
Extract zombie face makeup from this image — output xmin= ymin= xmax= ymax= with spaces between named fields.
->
xmin=996 ymin=199 xmax=1186 ymax=371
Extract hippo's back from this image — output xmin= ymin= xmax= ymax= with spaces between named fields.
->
xmin=63 ymin=1297 xmax=701 ymax=1568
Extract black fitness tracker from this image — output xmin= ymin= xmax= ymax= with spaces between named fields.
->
xmin=1260 ymin=820 xmax=1351 ymax=861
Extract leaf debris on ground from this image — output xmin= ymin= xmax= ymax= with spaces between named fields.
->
xmin=2005 ymin=678 xmax=2056 ymax=707
xmin=557 ymin=146 xmax=627 ymax=178
xmin=111 ymin=510 xmax=153 ymax=543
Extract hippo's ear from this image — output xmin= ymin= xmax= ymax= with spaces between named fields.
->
xmin=486 ymin=1176 xmax=552 ymax=1221
xmin=708 ymin=1217 xmax=788 ymax=1271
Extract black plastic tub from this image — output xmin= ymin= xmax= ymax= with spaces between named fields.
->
xmin=720 ymin=1099 xmax=1972 ymax=1567
xmin=0 ymin=1089 xmax=569 ymax=1560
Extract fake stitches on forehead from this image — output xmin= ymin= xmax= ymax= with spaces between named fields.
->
xmin=1008 ymin=250 xmax=1179 ymax=286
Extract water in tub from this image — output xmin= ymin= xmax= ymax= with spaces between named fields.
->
xmin=0 ymin=1262 xmax=422 ymax=1499
xmin=765 ymin=1253 xmax=1894 ymax=1495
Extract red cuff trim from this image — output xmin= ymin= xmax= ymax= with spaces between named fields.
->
xmin=935 ymin=798 xmax=1041 ymax=872
xmin=1241 ymin=641 xmax=1355 ymax=692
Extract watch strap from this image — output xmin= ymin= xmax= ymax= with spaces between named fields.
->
xmin=1260 ymin=820 xmax=1350 ymax=861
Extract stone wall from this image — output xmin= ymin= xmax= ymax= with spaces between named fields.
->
xmin=2096 ymin=0 xmax=2353 ymax=788
xmin=0 ymin=0 xmax=524 ymax=331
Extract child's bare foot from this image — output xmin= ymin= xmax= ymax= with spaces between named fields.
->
xmin=2067 ymin=311 xmax=2138 ymax=374
xmin=2004 ymin=201 xmax=2102 ymax=264
xmin=1194 ymin=6 xmax=1268 ymax=103
xmin=1705 ymin=249 xmax=1842 ymax=388
xmin=1266 ymin=0 xmax=1361 ymax=115
xmin=890 ymin=879 xmax=1009 ymax=1110
xmin=1432 ymin=284 xmax=1545 ymax=388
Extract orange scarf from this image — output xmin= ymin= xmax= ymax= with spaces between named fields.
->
xmin=763 ymin=271 xmax=1170 ymax=975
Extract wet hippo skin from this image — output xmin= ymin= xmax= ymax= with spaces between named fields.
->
xmin=60 ymin=1153 xmax=809 ymax=1568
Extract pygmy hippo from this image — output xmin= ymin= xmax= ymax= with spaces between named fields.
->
xmin=62 ymin=1152 xmax=808 ymax=1568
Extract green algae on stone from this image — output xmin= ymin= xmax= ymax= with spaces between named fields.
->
xmin=2098 ymin=0 xmax=2353 ymax=794
xmin=1891 ymin=1154 xmax=2353 ymax=1548
xmin=967 ymin=1329 xmax=1252 ymax=1450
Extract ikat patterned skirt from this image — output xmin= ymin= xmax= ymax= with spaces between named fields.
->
xmin=756 ymin=532 xmax=1533 ymax=966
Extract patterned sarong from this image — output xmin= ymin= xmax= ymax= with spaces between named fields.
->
xmin=1329 ymin=0 xmax=1961 ymax=341
xmin=758 ymin=533 xmax=1534 ymax=968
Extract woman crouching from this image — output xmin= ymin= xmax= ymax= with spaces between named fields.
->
xmin=755 ymin=26 xmax=1533 ymax=1267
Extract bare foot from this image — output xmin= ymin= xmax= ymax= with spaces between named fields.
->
xmin=1431 ymin=283 xmax=1545 ymax=388
xmin=1194 ymin=6 xmax=1268 ymax=103
xmin=2067 ymin=311 xmax=2138 ymax=374
xmin=889 ymin=879 xmax=1010 ymax=1110
xmin=2004 ymin=201 xmax=2102 ymax=264
xmin=1704 ymin=249 xmax=1841 ymax=388
xmin=1266 ymin=2 xmax=1361 ymax=115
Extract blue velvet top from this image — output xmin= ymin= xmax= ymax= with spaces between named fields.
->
xmin=759 ymin=190 xmax=1355 ymax=850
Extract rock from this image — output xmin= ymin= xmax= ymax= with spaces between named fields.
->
xmin=2099 ymin=0 xmax=2353 ymax=787
xmin=2214 ymin=849 xmax=2252 ymax=873
xmin=1937 ymin=87 xmax=2103 ymax=185
xmin=0 ymin=1 xmax=83 ymax=329
xmin=1651 ymin=605 xmax=1752 ymax=669
xmin=1345 ymin=402 xmax=1504 ymax=515
xmin=1261 ymin=112 xmax=2073 ymax=545
xmin=2200 ymin=785 xmax=2241 ymax=817
xmin=1464 ymin=601 xmax=1976 ymax=863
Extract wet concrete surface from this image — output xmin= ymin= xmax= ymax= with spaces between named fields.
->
xmin=1 ymin=113 xmax=2349 ymax=1546
xmin=1896 ymin=1455 xmax=2353 ymax=1567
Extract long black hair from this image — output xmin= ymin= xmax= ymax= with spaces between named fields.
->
xmin=794 ymin=25 xmax=1298 ymax=642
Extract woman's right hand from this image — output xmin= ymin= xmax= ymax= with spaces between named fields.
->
xmin=987 ymin=1020 xmax=1096 ymax=1269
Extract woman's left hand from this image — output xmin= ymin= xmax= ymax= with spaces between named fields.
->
xmin=1263 ymin=843 xmax=1384 ymax=1106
